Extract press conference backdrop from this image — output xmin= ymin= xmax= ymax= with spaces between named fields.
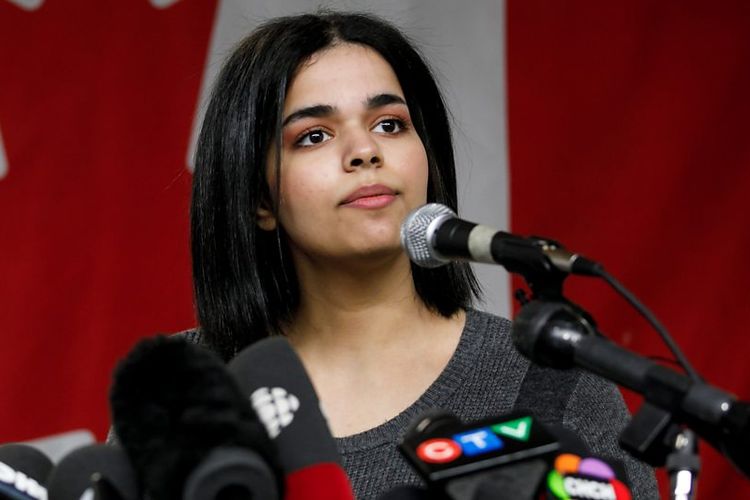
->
xmin=0 ymin=0 xmax=747 ymax=497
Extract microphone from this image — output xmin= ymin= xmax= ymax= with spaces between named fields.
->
xmin=542 ymin=425 xmax=632 ymax=500
xmin=109 ymin=336 xmax=282 ymax=500
xmin=45 ymin=444 xmax=138 ymax=500
xmin=0 ymin=444 xmax=51 ymax=500
xmin=227 ymin=336 xmax=355 ymax=500
xmin=400 ymin=203 xmax=601 ymax=277
xmin=398 ymin=410 xmax=632 ymax=500
xmin=512 ymin=299 xmax=750 ymax=478
xmin=545 ymin=451 xmax=632 ymax=500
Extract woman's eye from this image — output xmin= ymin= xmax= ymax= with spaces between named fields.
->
xmin=373 ymin=119 xmax=405 ymax=134
xmin=296 ymin=129 xmax=332 ymax=147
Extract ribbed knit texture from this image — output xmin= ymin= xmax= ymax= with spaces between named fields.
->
xmin=333 ymin=309 xmax=658 ymax=499
xmin=108 ymin=309 xmax=657 ymax=499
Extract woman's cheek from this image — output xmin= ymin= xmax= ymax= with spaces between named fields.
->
xmin=278 ymin=175 xmax=321 ymax=225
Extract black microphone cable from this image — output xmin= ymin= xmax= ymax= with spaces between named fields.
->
xmin=594 ymin=266 xmax=701 ymax=382
xmin=401 ymin=202 xmax=702 ymax=383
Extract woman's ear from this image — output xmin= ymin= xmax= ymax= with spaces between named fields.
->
xmin=256 ymin=205 xmax=277 ymax=231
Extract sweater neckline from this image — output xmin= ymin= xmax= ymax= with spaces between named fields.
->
xmin=335 ymin=308 xmax=489 ymax=454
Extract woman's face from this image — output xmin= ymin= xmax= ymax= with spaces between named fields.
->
xmin=262 ymin=43 xmax=429 ymax=265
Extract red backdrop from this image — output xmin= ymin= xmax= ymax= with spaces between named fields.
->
xmin=0 ymin=0 xmax=215 ymax=441
xmin=507 ymin=1 xmax=750 ymax=497
xmin=1 ymin=0 xmax=748 ymax=497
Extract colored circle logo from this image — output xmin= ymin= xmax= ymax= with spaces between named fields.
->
xmin=416 ymin=438 xmax=463 ymax=464
xmin=547 ymin=453 xmax=631 ymax=500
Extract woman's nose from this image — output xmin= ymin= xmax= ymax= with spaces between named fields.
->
xmin=343 ymin=130 xmax=382 ymax=171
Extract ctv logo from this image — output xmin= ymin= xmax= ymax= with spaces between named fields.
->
xmin=416 ymin=416 xmax=532 ymax=464
xmin=547 ymin=453 xmax=631 ymax=500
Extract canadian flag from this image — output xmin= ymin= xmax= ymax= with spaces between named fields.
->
xmin=0 ymin=0 xmax=215 ymax=446
xmin=1 ymin=0 xmax=748 ymax=497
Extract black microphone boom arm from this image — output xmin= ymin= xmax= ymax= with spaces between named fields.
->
xmin=511 ymin=299 xmax=750 ymax=478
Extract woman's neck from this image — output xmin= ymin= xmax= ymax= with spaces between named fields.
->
xmin=286 ymin=252 xmax=428 ymax=351
xmin=283 ymin=252 xmax=467 ymax=437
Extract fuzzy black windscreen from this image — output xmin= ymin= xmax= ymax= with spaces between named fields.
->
xmin=109 ymin=335 xmax=282 ymax=500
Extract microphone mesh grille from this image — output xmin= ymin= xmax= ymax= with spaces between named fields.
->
xmin=400 ymin=203 xmax=456 ymax=268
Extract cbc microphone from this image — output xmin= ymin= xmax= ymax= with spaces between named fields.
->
xmin=0 ymin=444 xmax=51 ymax=500
xmin=46 ymin=444 xmax=138 ymax=500
xmin=227 ymin=336 xmax=355 ymax=500
xmin=109 ymin=336 xmax=281 ymax=500
xmin=400 ymin=203 xmax=600 ymax=278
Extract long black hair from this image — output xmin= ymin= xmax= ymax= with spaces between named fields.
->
xmin=192 ymin=11 xmax=481 ymax=361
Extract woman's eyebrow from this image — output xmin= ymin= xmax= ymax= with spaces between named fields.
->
xmin=282 ymin=94 xmax=406 ymax=127
xmin=282 ymin=104 xmax=335 ymax=127
xmin=366 ymin=93 xmax=406 ymax=109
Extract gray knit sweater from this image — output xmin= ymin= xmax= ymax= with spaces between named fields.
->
xmin=331 ymin=309 xmax=658 ymax=499
xmin=111 ymin=308 xmax=658 ymax=499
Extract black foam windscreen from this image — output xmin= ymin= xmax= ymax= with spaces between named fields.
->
xmin=110 ymin=335 xmax=281 ymax=500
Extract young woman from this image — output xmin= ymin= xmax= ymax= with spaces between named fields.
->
xmin=190 ymin=12 xmax=657 ymax=499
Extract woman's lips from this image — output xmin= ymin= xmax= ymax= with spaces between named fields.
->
xmin=340 ymin=185 xmax=397 ymax=208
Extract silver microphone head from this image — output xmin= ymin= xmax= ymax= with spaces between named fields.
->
xmin=400 ymin=203 xmax=456 ymax=268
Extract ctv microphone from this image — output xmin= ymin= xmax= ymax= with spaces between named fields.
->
xmin=399 ymin=410 xmax=632 ymax=500
xmin=109 ymin=336 xmax=282 ymax=500
xmin=227 ymin=336 xmax=355 ymax=500
xmin=46 ymin=444 xmax=138 ymax=500
xmin=0 ymin=444 xmax=51 ymax=500
xmin=400 ymin=203 xmax=601 ymax=277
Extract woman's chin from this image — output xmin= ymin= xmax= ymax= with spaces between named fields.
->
xmin=333 ymin=240 xmax=407 ymax=266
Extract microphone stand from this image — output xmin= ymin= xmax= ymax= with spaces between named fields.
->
xmin=667 ymin=429 xmax=700 ymax=500
xmin=511 ymin=293 xmax=750 ymax=498
xmin=617 ymin=402 xmax=701 ymax=499
xmin=429 ymin=217 xmax=750 ymax=496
